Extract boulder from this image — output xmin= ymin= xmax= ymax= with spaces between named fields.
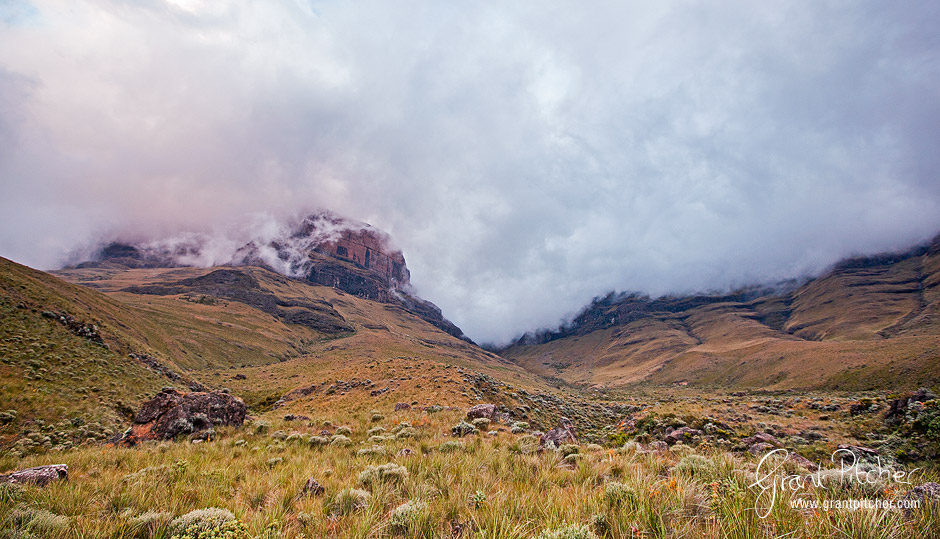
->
xmin=664 ymin=427 xmax=703 ymax=445
xmin=117 ymin=388 xmax=247 ymax=445
xmin=296 ymin=477 xmax=325 ymax=499
xmin=788 ymin=452 xmax=819 ymax=471
xmin=743 ymin=432 xmax=781 ymax=448
xmin=747 ymin=442 xmax=775 ymax=455
xmin=394 ymin=402 xmax=412 ymax=412
xmin=539 ymin=417 xmax=578 ymax=448
xmin=0 ymin=464 xmax=68 ymax=486
xmin=467 ymin=404 xmax=497 ymax=422
xmin=649 ymin=441 xmax=669 ymax=452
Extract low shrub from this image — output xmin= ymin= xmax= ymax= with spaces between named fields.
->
xmin=604 ymin=481 xmax=637 ymax=507
xmin=169 ymin=508 xmax=242 ymax=538
xmin=328 ymin=488 xmax=371 ymax=516
xmin=388 ymin=499 xmax=429 ymax=533
xmin=358 ymin=463 xmax=409 ymax=487
xmin=330 ymin=434 xmax=353 ymax=447
xmin=534 ymin=522 xmax=598 ymax=539
xmin=357 ymin=445 xmax=388 ymax=457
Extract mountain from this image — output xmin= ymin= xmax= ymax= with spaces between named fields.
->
xmin=500 ymin=236 xmax=940 ymax=390
xmin=70 ymin=211 xmax=467 ymax=341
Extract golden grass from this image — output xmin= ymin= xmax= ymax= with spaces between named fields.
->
xmin=1 ymin=409 xmax=937 ymax=538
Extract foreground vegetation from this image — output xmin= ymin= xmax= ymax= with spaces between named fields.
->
xmin=2 ymin=408 xmax=938 ymax=539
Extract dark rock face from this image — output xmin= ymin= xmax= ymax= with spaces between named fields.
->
xmin=0 ymin=464 xmax=68 ymax=486
xmin=540 ymin=417 xmax=578 ymax=448
xmin=467 ymin=404 xmax=498 ymax=422
xmin=118 ymin=388 xmax=246 ymax=445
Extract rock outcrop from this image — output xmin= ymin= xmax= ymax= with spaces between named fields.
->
xmin=117 ymin=388 xmax=247 ymax=445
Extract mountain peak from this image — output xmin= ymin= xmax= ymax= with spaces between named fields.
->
xmin=71 ymin=210 xmax=467 ymax=341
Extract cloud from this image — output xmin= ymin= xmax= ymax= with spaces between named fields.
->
xmin=1 ymin=0 xmax=939 ymax=343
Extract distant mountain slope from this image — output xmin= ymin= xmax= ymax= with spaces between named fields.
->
xmin=70 ymin=211 xmax=468 ymax=340
xmin=501 ymin=236 xmax=940 ymax=390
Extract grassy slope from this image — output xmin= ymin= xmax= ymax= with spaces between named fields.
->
xmin=503 ymin=241 xmax=940 ymax=390
xmin=49 ymin=263 xmax=555 ymax=421
xmin=0 ymin=258 xmax=169 ymax=443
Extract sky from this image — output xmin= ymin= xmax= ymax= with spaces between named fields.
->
xmin=1 ymin=1 xmax=939 ymax=344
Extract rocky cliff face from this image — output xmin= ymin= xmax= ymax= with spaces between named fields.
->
xmin=72 ymin=211 xmax=468 ymax=341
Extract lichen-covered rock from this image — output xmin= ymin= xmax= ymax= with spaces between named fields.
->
xmin=117 ymin=388 xmax=246 ymax=445
xmin=467 ymin=404 xmax=498 ymax=422
xmin=540 ymin=417 xmax=578 ymax=448
xmin=0 ymin=464 xmax=68 ymax=486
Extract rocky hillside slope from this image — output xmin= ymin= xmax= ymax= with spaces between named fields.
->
xmin=502 ymin=236 xmax=940 ymax=390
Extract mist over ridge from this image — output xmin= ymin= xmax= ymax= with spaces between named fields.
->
xmin=1 ymin=1 xmax=939 ymax=343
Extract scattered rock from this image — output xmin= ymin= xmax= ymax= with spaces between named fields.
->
xmin=467 ymin=404 xmax=497 ymax=422
xmin=296 ymin=477 xmax=325 ymax=499
xmin=743 ymin=432 xmax=781 ymax=448
xmin=394 ymin=402 xmax=411 ymax=411
xmin=788 ymin=452 xmax=819 ymax=471
xmin=284 ymin=414 xmax=310 ymax=422
xmin=130 ymin=353 xmax=181 ymax=381
xmin=664 ymin=427 xmax=702 ymax=445
xmin=41 ymin=310 xmax=106 ymax=347
xmin=649 ymin=441 xmax=668 ymax=452
xmin=836 ymin=444 xmax=879 ymax=460
xmin=885 ymin=389 xmax=938 ymax=425
xmin=540 ymin=417 xmax=578 ymax=448
xmin=0 ymin=464 xmax=68 ymax=486
xmin=747 ymin=442 xmax=775 ymax=455
xmin=116 ymin=388 xmax=247 ymax=445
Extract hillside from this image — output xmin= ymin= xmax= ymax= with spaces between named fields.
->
xmin=1 ymin=256 xmax=557 ymax=452
xmin=501 ymin=237 xmax=940 ymax=390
